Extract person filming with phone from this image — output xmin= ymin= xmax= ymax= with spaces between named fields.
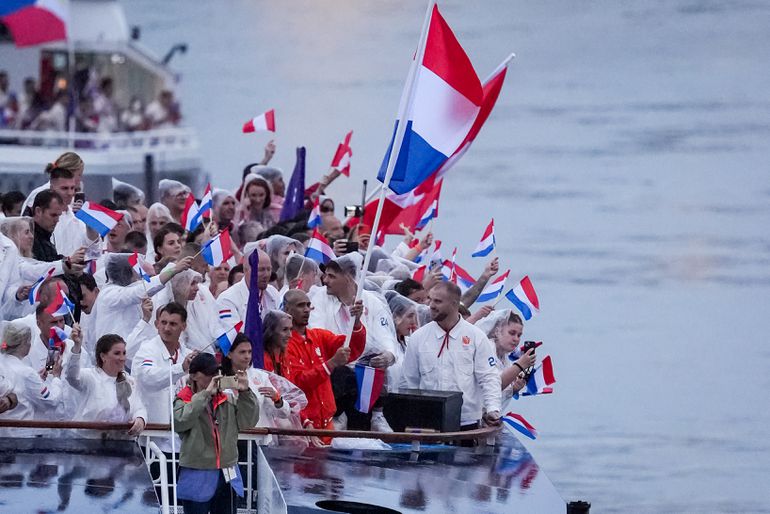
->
xmin=173 ymin=353 xmax=258 ymax=514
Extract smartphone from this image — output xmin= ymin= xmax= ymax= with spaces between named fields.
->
xmin=74 ymin=192 xmax=86 ymax=203
xmin=344 ymin=241 xmax=359 ymax=253
xmin=219 ymin=375 xmax=239 ymax=390
xmin=344 ymin=205 xmax=363 ymax=218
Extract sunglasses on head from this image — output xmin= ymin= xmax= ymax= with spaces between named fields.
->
xmin=320 ymin=206 xmax=334 ymax=213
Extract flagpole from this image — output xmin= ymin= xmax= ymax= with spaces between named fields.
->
xmin=344 ymin=0 xmax=436 ymax=348
xmin=167 ymin=356 xmax=178 ymax=513
xmin=67 ymin=29 xmax=76 ymax=149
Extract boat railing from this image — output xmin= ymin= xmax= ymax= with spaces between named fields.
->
xmin=0 ymin=127 xmax=199 ymax=153
xmin=0 ymin=419 xmax=499 ymax=514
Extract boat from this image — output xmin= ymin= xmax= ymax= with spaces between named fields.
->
xmin=0 ymin=0 xmax=203 ymax=202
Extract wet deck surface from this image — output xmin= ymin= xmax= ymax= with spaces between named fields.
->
xmin=0 ymin=438 xmax=159 ymax=513
xmin=263 ymin=434 xmax=565 ymax=513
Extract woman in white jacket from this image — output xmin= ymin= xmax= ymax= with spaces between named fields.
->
xmin=0 ymin=321 xmax=64 ymax=436
xmin=66 ymin=329 xmax=147 ymax=438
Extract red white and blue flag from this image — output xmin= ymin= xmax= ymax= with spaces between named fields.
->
xmin=0 ymin=0 xmax=68 ymax=48
xmin=305 ymin=228 xmax=335 ymax=265
xmin=472 ymin=219 xmax=495 ymax=258
xmin=45 ymin=283 xmax=74 ymax=318
xmin=128 ymin=252 xmax=151 ymax=282
xmin=331 ymin=130 xmax=353 ymax=177
xmin=202 ymin=229 xmax=234 ymax=266
xmin=180 ymin=193 xmax=201 ymax=232
xmin=441 ymin=258 xmax=475 ymax=293
xmin=242 ymin=109 xmax=275 ymax=133
xmin=75 ymin=201 xmax=123 ymax=237
xmin=28 ymin=265 xmax=56 ymax=305
xmin=377 ymin=4 xmax=483 ymax=195
xmin=307 ymin=197 xmax=322 ymax=229
xmin=519 ymin=355 xmax=556 ymax=397
xmin=476 ymin=269 xmax=509 ymax=303
xmin=197 ymin=183 xmax=213 ymax=221
xmin=411 ymin=264 xmax=427 ymax=282
xmin=505 ymin=276 xmax=540 ymax=321
xmin=415 ymin=195 xmax=439 ymax=230
xmin=354 ymin=363 xmax=386 ymax=414
xmin=502 ymin=412 xmax=537 ymax=440
xmin=217 ymin=321 xmax=244 ymax=357
xmin=48 ymin=326 xmax=67 ymax=351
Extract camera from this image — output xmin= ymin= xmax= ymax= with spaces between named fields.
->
xmin=218 ymin=375 xmax=239 ymax=391
xmin=344 ymin=205 xmax=363 ymax=218
xmin=520 ymin=340 xmax=542 ymax=354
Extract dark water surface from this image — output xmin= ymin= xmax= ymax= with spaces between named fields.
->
xmin=126 ymin=1 xmax=770 ymax=511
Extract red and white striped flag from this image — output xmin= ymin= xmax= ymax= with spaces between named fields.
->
xmin=242 ymin=109 xmax=275 ymax=133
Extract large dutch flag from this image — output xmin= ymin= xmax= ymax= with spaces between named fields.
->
xmin=505 ymin=276 xmax=540 ymax=321
xmin=202 ymin=229 xmax=234 ymax=266
xmin=476 ymin=269 xmax=509 ymax=303
xmin=0 ymin=0 xmax=69 ymax=48
xmin=305 ymin=228 xmax=335 ymax=265
xmin=376 ymin=4 xmax=483 ymax=195
xmin=472 ymin=219 xmax=495 ymax=258
xmin=75 ymin=201 xmax=123 ymax=237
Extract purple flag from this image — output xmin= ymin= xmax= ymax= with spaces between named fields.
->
xmin=279 ymin=146 xmax=306 ymax=222
xmin=244 ymin=250 xmax=264 ymax=368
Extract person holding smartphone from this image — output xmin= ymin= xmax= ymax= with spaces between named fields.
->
xmin=173 ymin=353 xmax=258 ymax=514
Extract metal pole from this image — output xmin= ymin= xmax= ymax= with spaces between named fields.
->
xmin=144 ymin=153 xmax=155 ymax=203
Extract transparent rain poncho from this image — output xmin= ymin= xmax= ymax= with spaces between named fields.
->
xmin=157 ymin=178 xmax=189 ymax=201
xmin=111 ymin=178 xmax=145 ymax=207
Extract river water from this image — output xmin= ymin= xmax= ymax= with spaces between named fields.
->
xmin=127 ymin=1 xmax=770 ymax=511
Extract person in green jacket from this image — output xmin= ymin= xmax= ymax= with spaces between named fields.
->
xmin=173 ymin=353 xmax=259 ymax=514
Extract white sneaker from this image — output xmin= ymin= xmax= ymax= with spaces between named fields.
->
xmin=332 ymin=412 xmax=348 ymax=431
xmin=370 ymin=411 xmax=393 ymax=433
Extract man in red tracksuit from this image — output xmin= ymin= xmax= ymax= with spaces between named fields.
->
xmin=282 ymin=289 xmax=365 ymax=443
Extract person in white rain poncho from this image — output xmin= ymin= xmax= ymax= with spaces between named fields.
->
xmin=476 ymin=309 xmax=537 ymax=403
xmin=217 ymin=245 xmax=279 ymax=324
xmin=158 ymin=178 xmax=190 ymax=225
xmin=91 ymin=252 xmax=192 ymax=348
xmin=66 ymin=332 xmax=147 ymax=438
xmin=308 ymin=252 xmax=397 ymax=432
xmin=221 ymin=332 xmax=307 ymax=446
xmin=384 ymin=291 xmax=428 ymax=392
xmin=47 ymin=166 xmax=98 ymax=257
xmin=169 ymin=269 xmax=223 ymax=352
xmin=144 ymin=202 xmax=173 ymax=264
xmin=283 ymin=253 xmax=322 ymax=295
xmin=265 ymin=234 xmax=303 ymax=292
xmin=0 ymin=321 xmax=65 ymax=437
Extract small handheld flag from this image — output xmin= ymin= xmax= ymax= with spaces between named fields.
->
xmin=331 ymin=130 xmax=353 ymax=176
xmin=180 ymin=193 xmax=201 ymax=232
xmin=128 ymin=252 xmax=151 ymax=282
xmin=307 ymin=197 xmax=322 ymax=229
xmin=520 ymin=355 xmax=556 ymax=397
xmin=476 ymin=269 xmax=509 ymax=303
xmin=242 ymin=109 xmax=275 ymax=133
xmin=305 ymin=229 xmax=335 ymax=265
xmin=415 ymin=197 xmax=438 ymax=230
xmin=411 ymin=264 xmax=427 ymax=282
xmin=45 ymin=283 xmax=75 ymax=318
xmin=202 ymin=230 xmax=234 ymax=266
xmin=48 ymin=326 xmax=67 ymax=351
xmin=28 ymin=266 xmax=57 ymax=305
xmin=472 ymin=219 xmax=495 ymax=258
xmin=197 ymin=183 xmax=213 ymax=220
xmin=354 ymin=363 xmax=386 ymax=414
xmin=505 ymin=276 xmax=540 ymax=321
xmin=502 ymin=412 xmax=537 ymax=440
xmin=216 ymin=321 xmax=244 ymax=357
xmin=75 ymin=201 xmax=123 ymax=237
xmin=440 ymin=259 xmax=475 ymax=293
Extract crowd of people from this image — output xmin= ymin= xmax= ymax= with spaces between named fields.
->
xmin=0 ymin=70 xmax=181 ymax=133
xmin=0 ymin=146 xmax=541 ymax=508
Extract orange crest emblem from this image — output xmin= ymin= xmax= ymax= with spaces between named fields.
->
xmin=462 ymin=336 xmax=471 ymax=346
